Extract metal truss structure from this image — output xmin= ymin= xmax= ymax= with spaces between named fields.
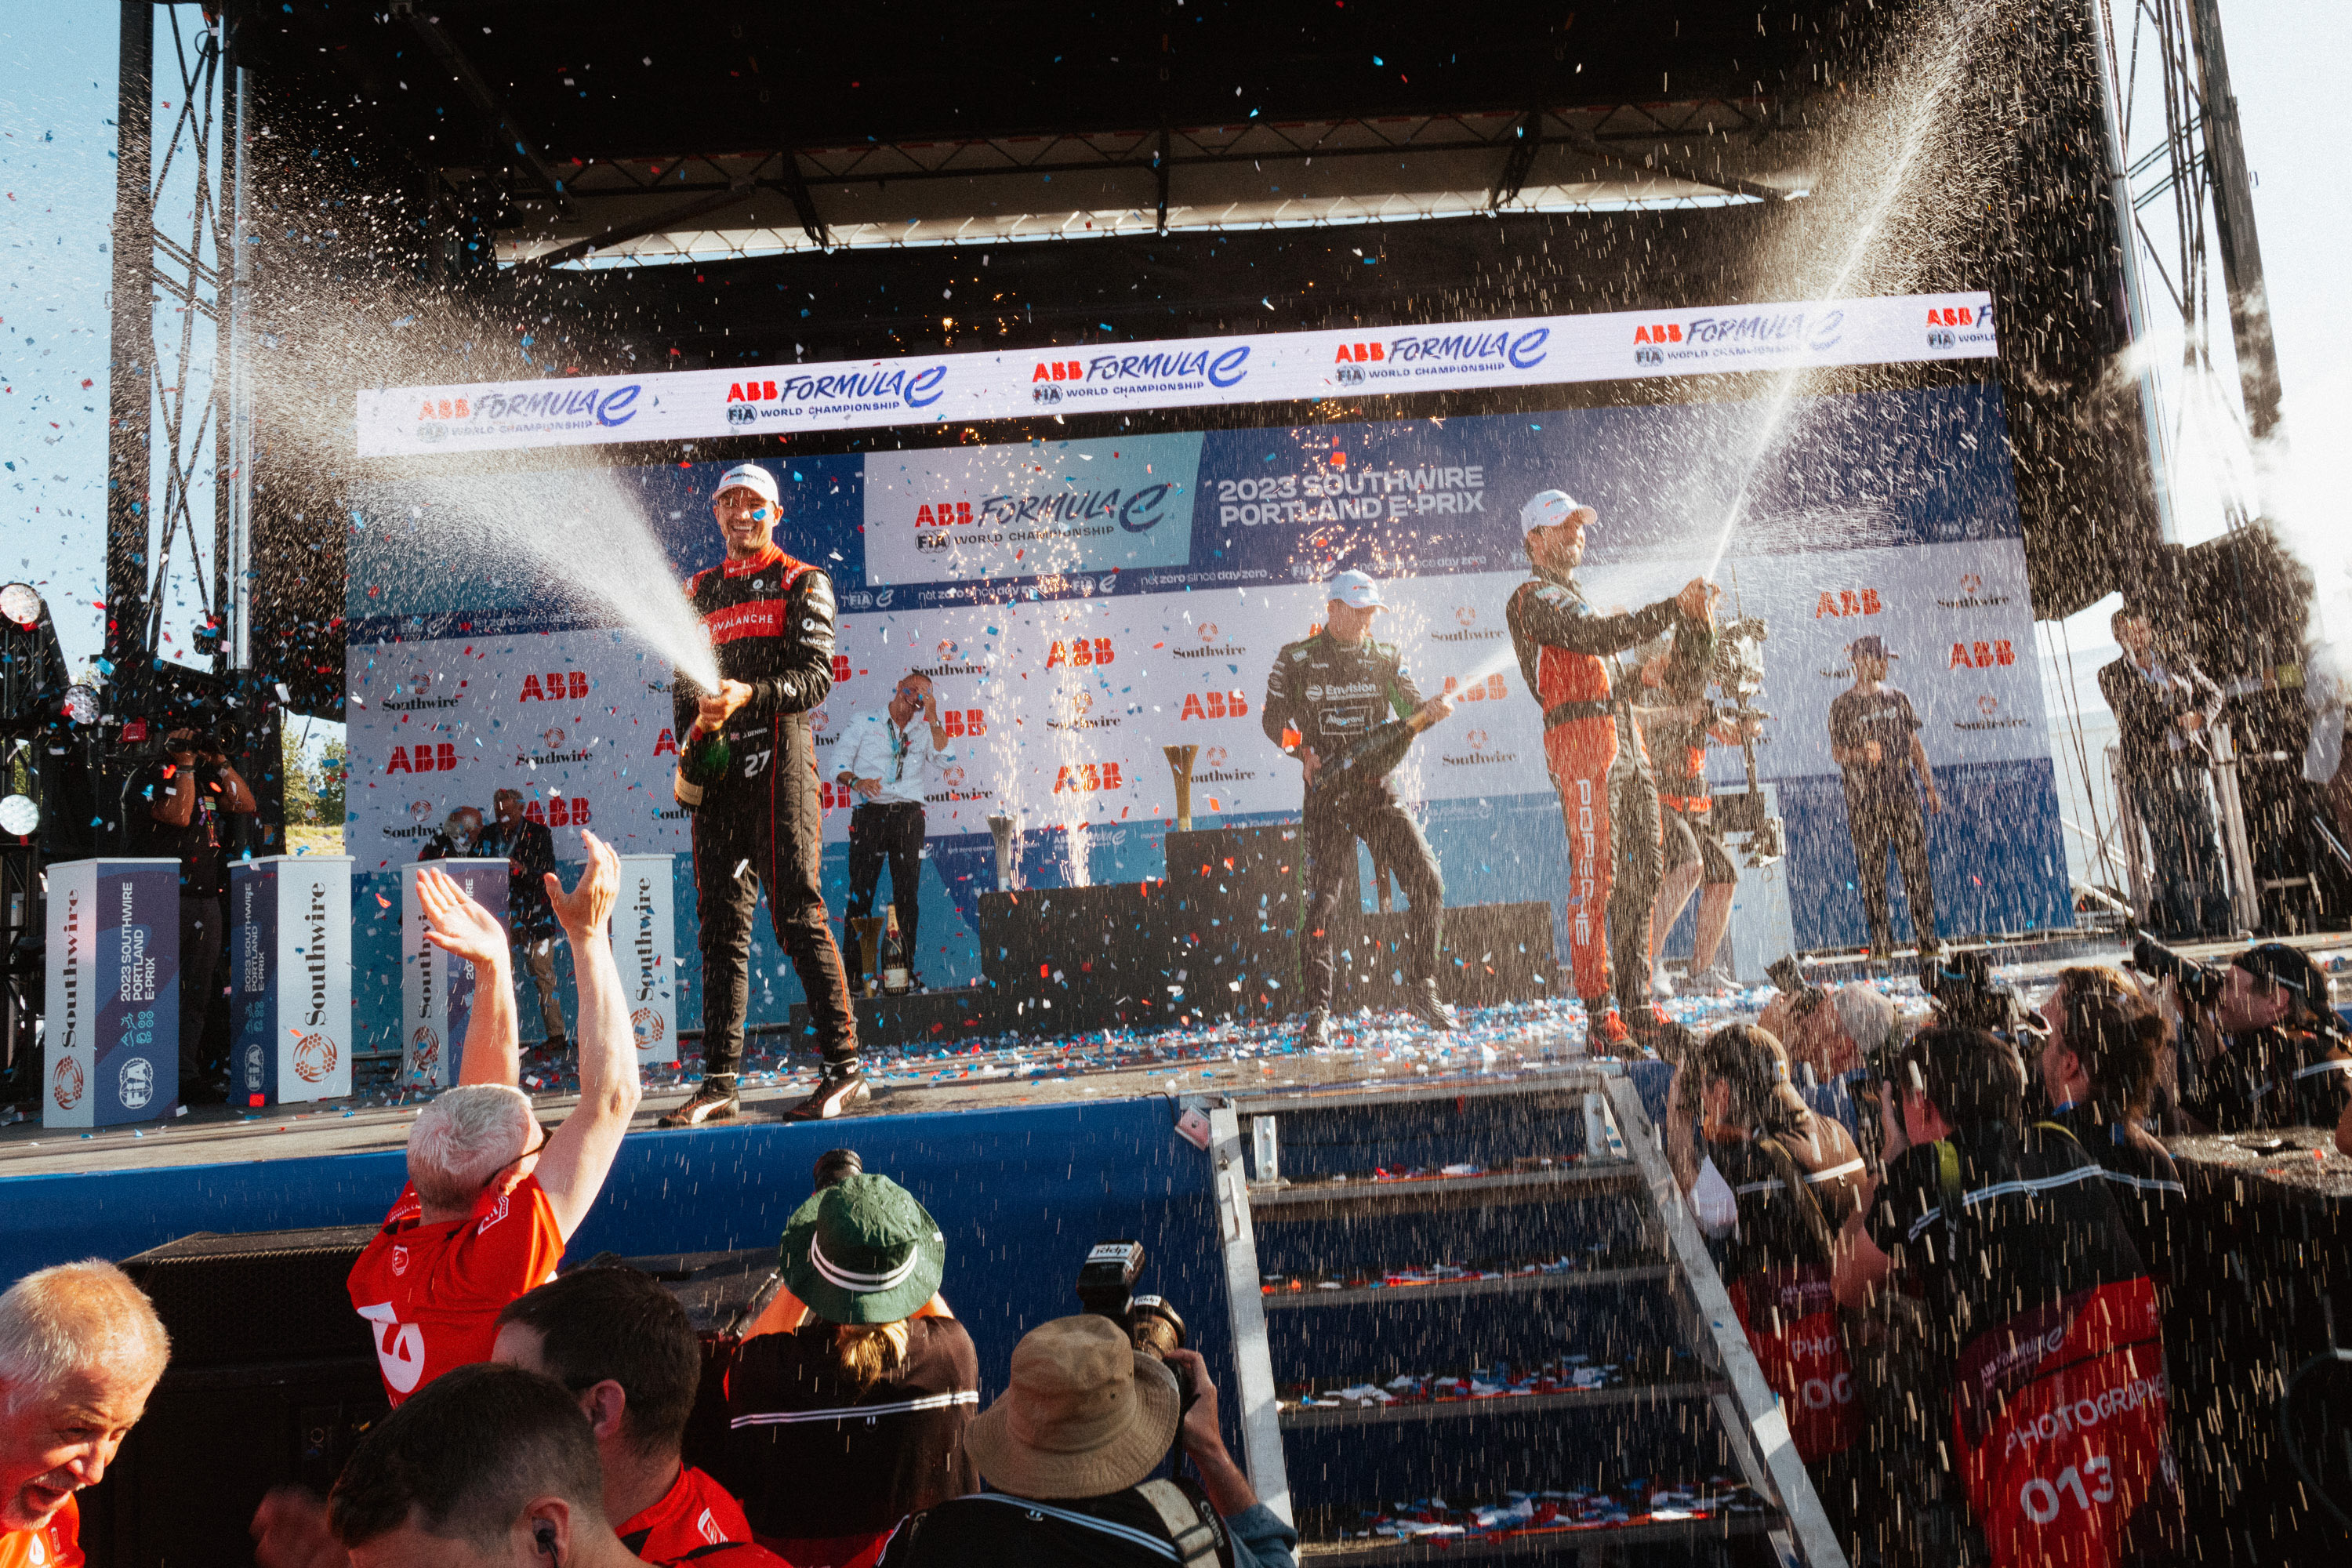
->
xmin=105 ymin=2 xmax=249 ymax=681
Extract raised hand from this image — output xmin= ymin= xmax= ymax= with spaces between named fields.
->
xmin=416 ymin=867 xmax=509 ymax=970
xmin=547 ymin=829 xmax=620 ymax=938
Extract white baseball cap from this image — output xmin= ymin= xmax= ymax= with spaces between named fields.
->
xmin=1521 ymin=489 xmax=1598 ymax=535
xmin=1326 ymin=570 xmax=1387 ymax=610
xmin=713 ymin=463 xmax=781 ymax=507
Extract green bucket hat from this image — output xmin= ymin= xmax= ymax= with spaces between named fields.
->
xmin=778 ymin=1172 xmax=946 ymax=1325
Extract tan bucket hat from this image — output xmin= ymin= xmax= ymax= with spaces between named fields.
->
xmin=964 ymin=1315 xmax=1181 ymax=1499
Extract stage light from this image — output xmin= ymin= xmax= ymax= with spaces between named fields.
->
xmin=0 ymin=795 xmax=36 ymax=836
xmin=0 ymin=583 xmax=38 ymax=630
xmin=60 ymin=684 xmax=99 ymax=727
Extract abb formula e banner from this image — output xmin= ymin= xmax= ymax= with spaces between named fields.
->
xmin=354 ymin=293 xmax=1997 ymax=458
xmin=344 ymin=369 xmax=2067 ymax=1056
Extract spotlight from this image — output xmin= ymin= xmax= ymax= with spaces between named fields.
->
xmin=60 ymin=685 xmax=100 ymax=728
xmin=0 ymin=584 xmax=38 ymax=631
xmin=0 ymin=796 xmax=34 ymax=837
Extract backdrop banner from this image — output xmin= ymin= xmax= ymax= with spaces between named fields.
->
xmin=611 ymin=853 xmax=679 ymax=1067
xmin=345 ymin=340 xmax=2064 ymax=1051
xmin=230 ymin=856 xmax=355 ymax=1105
xmin=356 ymin=292 xmax=1997 ymax=458
xmin=398 ymin=858 xmax=509 ymax=1087
xmin=42 ymin=858 xmax=180 ymax=1129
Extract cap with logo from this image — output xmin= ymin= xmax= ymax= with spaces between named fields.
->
xmin=713 ymin=463 xmax=781 ymax=508
xmin=1521 ymin=489 xmax=1598 ymax=537
xmin=1847 ymin=635 xmax=1898 ymax=662
xmin=1325 ymin=569 xmax=1387 ymax=610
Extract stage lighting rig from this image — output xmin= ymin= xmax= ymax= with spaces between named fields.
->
xmin=0 ymin=583 xmax=68 ymax=739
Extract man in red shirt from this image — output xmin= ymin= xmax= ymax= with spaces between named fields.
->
xmin=324 ymin=1363 xmax=786 ymax=1568
xmin=494 ymin=1268 xmax=761 ymax=1561
xmin=0 ymin=1261 xmax=172 ymax=1568
xmin=346 ymin=830 xmax=643 ymax=1406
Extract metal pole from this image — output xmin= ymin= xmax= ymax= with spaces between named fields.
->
xmin=2089 ymin=0 xmax=2183 ymax=544
xmin=2184 ymin=0 xmax=2285 ymax=447
xmin=107 ymin=0 xmax=154 ymax=668
xmin=223 ymin=58 xmax=253 ymax=673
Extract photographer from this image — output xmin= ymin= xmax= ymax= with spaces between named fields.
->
xmin=2035 ymin=970 xmax=2186 ymax=1279
xmin=2132 ymin=937 xmax=2352 ymax=1132
xmin=1756 ymin=975 xmax=1899 ymax=1084
xmin=1835 ymin=1027 xmax=2180 ymax=1568
xmin=724 ymin=1172 xmax=978 ymax=1567
xmin=2100 ymin=609 xmax=2230 ymax=941
xmin=877 ymin=1315 xmax=1296 ymax=1568
xmin=1667 ymin=1025 xmax=1867 ymax=1535
xmin=128 ymin=725 xmax=256 ymax=1102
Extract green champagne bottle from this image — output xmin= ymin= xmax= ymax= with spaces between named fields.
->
xmin=672 ymin=724 xmax=731 ymax=808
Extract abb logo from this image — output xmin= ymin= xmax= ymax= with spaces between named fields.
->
xmin=725 ymin=379 xmax=781 ymax=402
xmin=818 ymin=782 xmax=855 ymax=809
xmin=520 ymin=671 xmax=590 ymax=702
xmin=1052 ymin=761 xmax=1123 ymax=793
xmin=386 ymin=743 xmax=458 ymax=775
xmin=1046 ymin=638 xmax=1116 ymax=668
xmin=943 ymin=708 xmax=988 ymax=737
xmin=1632 ymin=323 xmax=1686 ymax=344
xmin=1926 ymin=306 xmax=1979 ymax=326
xmin=654 ymin=729 xmax=680 ymax=756
xmin=916 ymin=502 xmax=973 ymax=527
xmin=1333 ymin=341 xmax=1387 ymax=363
xmin=1033 ymin=360 xmax=1086 ymax=382
xmin=1951 ymin=640 xmax=2016 ymax=669
xmin=831 ymin=654 xmax=852 ymax=684
xmin=1814 ymin=589 xmax=1882 ymax=619
xmin=1440 ymin=673 xmax=1510 ymax=702
xmin=416 ymin=397 xmax=472 ymax=419
xmin=522 ymin=797 xmax=592 ymax=826
xmin=1178 ymin=691 xmax=1250 ymax=720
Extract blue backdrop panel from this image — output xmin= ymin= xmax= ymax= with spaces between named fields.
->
xmin=0 ymin=1097 xmax=1225 ymax=1395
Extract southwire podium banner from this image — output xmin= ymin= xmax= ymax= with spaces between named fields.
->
xmin=230 ymin=857 xmax=354 ymax=1105
xmin=612 ymin=854 xmax=678 ymax=1067
xmin=399 ymin=858 xmax=509 ymax=1087
xmin=43 ymin=858 xmax=180 ymax=1130
xmin=354 ymin=292 xmax=1997 ymax=458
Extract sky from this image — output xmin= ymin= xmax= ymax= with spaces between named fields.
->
xmin=5 ymin=2 xmax=2349 ymax=804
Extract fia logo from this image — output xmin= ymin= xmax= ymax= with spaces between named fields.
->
xmin=1635 ymin=347 xmax=1664 ymax=367
xmin=118 ymin=1057 xmax=154 ymax=1111
xmin=1334 ymin=363 xmax=1366 ymax=386
xmin=1033 ymin=384 xmax=1063 ymax=405
xmin=1927 ymin=328 xmax=1957 ymax=350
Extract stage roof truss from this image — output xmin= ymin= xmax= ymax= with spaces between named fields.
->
xmin=460 ymin=99 xmax=1813 ymax=270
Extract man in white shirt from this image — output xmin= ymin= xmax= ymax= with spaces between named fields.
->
xmin=833 ymin=671 xmax=955 ymax=984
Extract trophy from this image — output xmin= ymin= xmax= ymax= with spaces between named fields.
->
xmin=1163 ymin=744 xmax=1199 ymax=832
xmin=848 ymin=916 xmax=886 ymax=998
xmin=987 ymin=812 xmax=1020 ymax=892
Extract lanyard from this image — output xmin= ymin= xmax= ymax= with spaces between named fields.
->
xmin=887 ymin=720 xmax=907 ymax=784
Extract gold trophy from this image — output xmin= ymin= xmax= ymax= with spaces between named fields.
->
xmin=848 ymin=916 xmax=887 ymax=998
xmin=1163 ymin=744 xmax=1200 ymax=832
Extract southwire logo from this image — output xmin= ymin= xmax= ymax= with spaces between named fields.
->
xmin=1046 ymin=692 xmax=1120 ymax=731
xmin=306 ymin=881 xmax=331 ymax=1026
xmin=1385 ymin=327 xmax=1549 ymax=370
xmin=1194 ymin=748 xmax=1258 ymax=783
xmin=630 ymin=876 xmax=658 ymax=1003
xmin=1172 ymin=623 xmax=1244 ymax=659
xmin=1936 ymin=573 xmax=2013 ymax=609
xmin=1440 ymin=728 xmax=1518 ymax=766
xmin=57 ymin=889 xmax=80 ymax=1059
xmin=381 ymin=673 xmax=462 ymax=712
xmin=1953 ymin=695 xmax=2029 ymax=731
xmin=1431 ymin=607 xmax=1504 ymax=643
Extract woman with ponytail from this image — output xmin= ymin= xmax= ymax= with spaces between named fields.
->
xmin=723 ymin=1173 xmax=979 ymax=1568
xmin=1669 ymin=1025 xmax=1868 ymax=1524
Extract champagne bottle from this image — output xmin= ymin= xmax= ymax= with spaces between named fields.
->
xmin=880 ymin=906 xmax=913 ymax=995
xmin=671 ymin=722 xmax=731 ymax=809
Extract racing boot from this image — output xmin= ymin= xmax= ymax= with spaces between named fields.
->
xmin=783 ymin=1061 xmax=872 ymax=1122
xmin=1585 ymin=1002 xmax=1633 ymax=1053
xmin=658 ymin=1075 xmax=741 ymax=1129
xmin=1296 ymin=1007 xmax=1333 ymax=1048
xmin=1627 ymin=1003 xmax=1695 ymax=1065
xmin=1406 ymin=980 xmax=1457 ymax=1033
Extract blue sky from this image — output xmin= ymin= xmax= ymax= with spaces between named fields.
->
xmin=5 ymin=2 xmax=2349 ymax=680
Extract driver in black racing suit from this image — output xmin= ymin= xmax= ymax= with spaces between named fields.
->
xmin=661 ymin=462 xmax=864 ymax=1127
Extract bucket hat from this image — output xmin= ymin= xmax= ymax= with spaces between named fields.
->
xmin=777 ymin=1172 xmax=946 ymax=1325
xmin=964 ymin=1315 xmax=1182 ymax=1499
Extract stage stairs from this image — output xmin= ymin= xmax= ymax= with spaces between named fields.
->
xmin=1207 ymin=1067 xmax=1846 ymax=1566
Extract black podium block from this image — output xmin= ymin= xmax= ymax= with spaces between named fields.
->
xmin=1159 ymin=824 xmax=1305 ymax=1022
xmin=1328 ymin=899 xmax=1559 ymax=1011
xmin=978 ymin=882 xmax=1182 ymax=1034
xmin=788 ymin=986 xmax=1005 ymax=1050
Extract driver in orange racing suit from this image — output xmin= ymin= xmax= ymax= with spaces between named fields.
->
xmin=1505 ymin=489 xmax=1715 ymax=1051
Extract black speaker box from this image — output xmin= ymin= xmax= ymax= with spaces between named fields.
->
xmin=89 ymin=1225 xmax=387 ymax=1568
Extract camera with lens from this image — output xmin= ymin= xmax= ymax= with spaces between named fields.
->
xmin=1766 ymin=954 xmax=1829 ymax=1022
xmin=1921 ymin=947 xmax=2036 ymax=1040
xmin=1076 ymin=1240 xmax=1190 ymax=1396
